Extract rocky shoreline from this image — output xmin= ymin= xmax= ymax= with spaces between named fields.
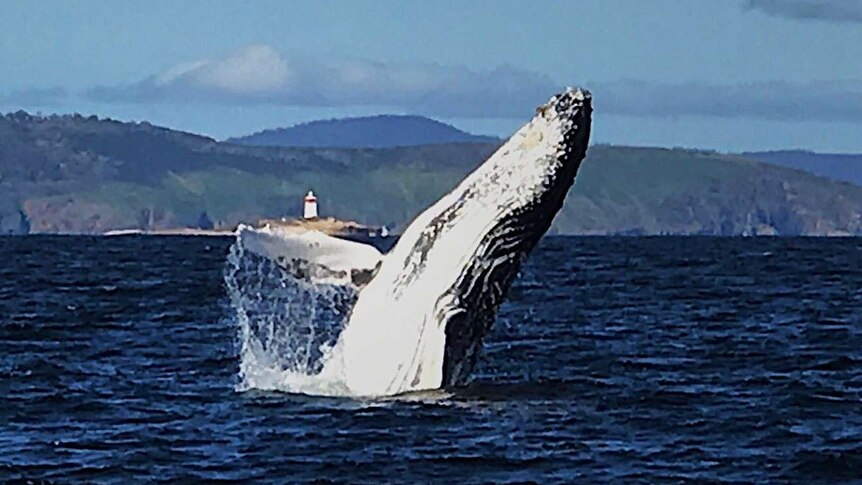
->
xmin=102 ymin=217 xmax=386 ymax=238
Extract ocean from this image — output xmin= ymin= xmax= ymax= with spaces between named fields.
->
xmin=1 ymin=236 xmax=860 ymax=483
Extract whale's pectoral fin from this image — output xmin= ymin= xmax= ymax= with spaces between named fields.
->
xmin=237 ymin=224 xmax=383 ymax=288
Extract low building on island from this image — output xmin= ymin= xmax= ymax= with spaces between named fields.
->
xmin=105 ymin=189 xmax=388 ymax=238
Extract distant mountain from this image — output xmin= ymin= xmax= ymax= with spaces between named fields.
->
xmin=742 ymin=150 xmax=862 ymax=187
xmin=227 ymin=115 xmax=500 ymax=148
xmin=3 ymin=110 xmax=862 ymax=236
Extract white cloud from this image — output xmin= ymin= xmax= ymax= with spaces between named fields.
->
xmin=744 ymin=0 xmax=862 ymax=23
xmin=596 ymin=79 xmax=862 ymax=122
xmin=87 ymin=44 xmax=560 ymax=118
xmin=155 ymin=59 xmax=210 ymax=86
xmin=193 ymin=45 xmax=290 ymax=94
xmin=85 ymin=44 xmax=862 ymax=123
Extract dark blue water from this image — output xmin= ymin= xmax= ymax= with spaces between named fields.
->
xmin=1 ymin=236 xmax=861 ymax=483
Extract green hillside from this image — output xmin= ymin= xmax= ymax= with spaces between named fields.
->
xmin=562 ymin=146 xmax=862 ymax=235
xmin=2 ymin=112 xmax=862 ymax=236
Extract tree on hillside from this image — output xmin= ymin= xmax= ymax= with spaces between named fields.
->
xmin=197 ymin=211 xmax=214 ymax=230
xmin=18 ymin=210 xmax=30 ymax=235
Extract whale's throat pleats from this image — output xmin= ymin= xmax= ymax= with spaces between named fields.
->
xmin=438 ymin=162 xmax=586 ymax=385
xmin=439 ymin=219 xmax=526 ymax=386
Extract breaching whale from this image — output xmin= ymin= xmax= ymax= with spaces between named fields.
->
xmin=236 ymin=87 xmax=592 ymax=397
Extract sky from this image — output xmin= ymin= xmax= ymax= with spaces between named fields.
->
xmin=1 ymin=0 xmax=861 ymax=152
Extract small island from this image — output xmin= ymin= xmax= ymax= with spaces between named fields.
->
xmin=256 ymin=190 xmax=388 ymax=239
xmin=105 ymin=190 xmax=388 ymax=238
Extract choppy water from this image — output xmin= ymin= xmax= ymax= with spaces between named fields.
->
xmin=1 ymin=236 xmax=861 ymax=483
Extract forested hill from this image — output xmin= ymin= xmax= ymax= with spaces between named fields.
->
xmin=2 ymin=110 xmax=862 ymax=236
xmin=227 ymin=115 xmax=500 ymax=148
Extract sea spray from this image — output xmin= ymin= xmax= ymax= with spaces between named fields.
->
xmin=224 ymin=237 xmax=353 ymax=395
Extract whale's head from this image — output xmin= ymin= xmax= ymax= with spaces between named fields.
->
xmin=342 ymin=88 xmax=592 ymax=395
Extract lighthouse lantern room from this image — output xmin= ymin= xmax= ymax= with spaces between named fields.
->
xmin=303 ymin=190 xmax=319 ymax=219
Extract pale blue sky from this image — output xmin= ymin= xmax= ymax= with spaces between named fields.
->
xmin=1 ymin=0 xmax=860 ymax=151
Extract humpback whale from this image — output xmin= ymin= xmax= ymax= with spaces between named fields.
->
xmin=236 ymin=87 xmax=592 ymax=397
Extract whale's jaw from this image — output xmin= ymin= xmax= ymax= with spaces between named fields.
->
xmin=339 ymin=88 xmax=592 ymax=396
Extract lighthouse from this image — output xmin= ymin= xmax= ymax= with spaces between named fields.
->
xmin=303 ymin=190 xmax=319 ymax=219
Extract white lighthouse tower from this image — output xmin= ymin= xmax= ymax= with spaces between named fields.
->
xmin=303 ymin=190 xmax=319 ymax=219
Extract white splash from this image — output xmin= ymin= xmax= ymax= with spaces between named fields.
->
xmin=225 ymin=231 xmax=354 ymax=396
